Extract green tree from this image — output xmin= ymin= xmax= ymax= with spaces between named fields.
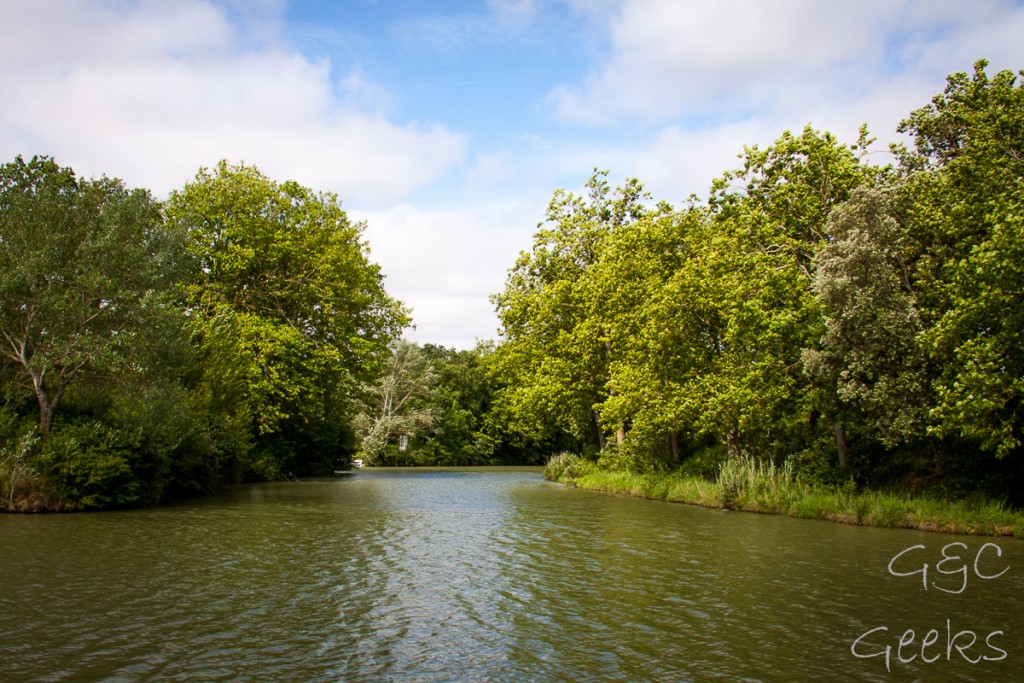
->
xmin=415 ymin=344 xmax=502 ymax=465
xmin=804 ymin=187 xmax=930 ymax=451
xmin=355 ymin=339 xmax=436 ymax=464
xmin=166 ymin=161 xmax=407 ymax=476
xmin=0 ymin=155 xmax=173 ymax=438
xmin=896 ymin=61 xmax=1024 ymax=458
xmin=588 ymin=205 xmax=709 ymax=469
xmin=491 ymin=171 xmax=651 ymax=451
xmin=701 ymin=126 xmax=875 ymax=460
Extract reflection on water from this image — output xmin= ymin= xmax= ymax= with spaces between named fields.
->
xmin=1 ymin=467 xmax=1021 ymax=682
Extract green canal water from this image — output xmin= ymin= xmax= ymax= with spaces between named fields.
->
xmin=1 ymin=467 xmax=1021 ymax=682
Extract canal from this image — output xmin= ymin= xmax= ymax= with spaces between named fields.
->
xmin=1 ymin=467 xmax=1021 ymax=681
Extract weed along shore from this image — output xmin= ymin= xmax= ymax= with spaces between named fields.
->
xmin=545 ymin=454 xmax=1024 ymax=538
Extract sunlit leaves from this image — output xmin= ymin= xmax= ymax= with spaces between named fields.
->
xmin=166 ymin=161 xmax=408 ymax=473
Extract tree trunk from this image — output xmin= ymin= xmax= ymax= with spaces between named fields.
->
xmin=616 ymin=427 xmax=625 ymax=446
xmin=594 ymin=410 xmax=606 ymax=451
xmin=29 ymin=369 xmax=56 ymax=438
xmin=38 ymin=401 xmax=55 ymax=438
xmin=670 ymin=431 xmax=680 ymax=465
xmin=726 ymin=427 xmax=740 ymax=459
xmin=834 ymin=421 xmax=849 ymax=468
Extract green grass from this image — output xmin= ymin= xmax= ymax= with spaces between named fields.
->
xmin=548 ymin=453 xmax=1024 ymax=537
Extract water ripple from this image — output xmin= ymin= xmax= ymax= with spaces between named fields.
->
xmin=2 ymin=470 xmax=1023 ymax=682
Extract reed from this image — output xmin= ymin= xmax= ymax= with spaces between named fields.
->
xmin=546 ymin=453 xmax=1023 ymax=537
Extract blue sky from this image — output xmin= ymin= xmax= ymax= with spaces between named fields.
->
xmin=3 ymin=0 xmax=1024 ymax=347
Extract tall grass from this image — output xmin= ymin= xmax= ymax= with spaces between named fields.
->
xmin=545 ymin=452 xmax=1023 ymax=537
xmin=543 ymin=452 xmax=597 ymax=481
xmin=717 ymin=455 xmax=795 ymax=511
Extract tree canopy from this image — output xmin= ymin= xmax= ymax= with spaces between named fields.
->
xmin=1 ymin=159 xmax=409 ymax=509
xmin=0 ymin=155 xmax=173 ymax=438
xmin=165 ymin=161 xmax=409 ymax=477
xmin=491 ymin=61 xmax=1024 ymax=502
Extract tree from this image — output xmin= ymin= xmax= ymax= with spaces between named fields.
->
xmin=491 ymin=171 xmax=651 ymax=450
xmin=165 ymin=161 xmax=407 ymax=476
xmin=355 ymin=340 xmax=436 ymax=464
xmin=896 ymin=60 xmax=1024 ymax=458
xmin=588 ymin=205 xmax=710 ymax=468
xmin=701 ymin=126 xmax=876 ymax=460
xmin=804 ymin=187 xmax=930 ymax=451
xmin=0 ymin=155 xmax=172 ymax=438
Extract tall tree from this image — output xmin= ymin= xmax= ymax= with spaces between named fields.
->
xmin=703 ymin=126 xmax=876 ymax=459
xmin=491 ymin=171 xmax=650 ymax=450
xmin=896 ymin=60 xmax=1024 ymax=458
xmin=355 ymin=339 xmax=436 ymax=464
xmin=804 ymin=187 xmax=930 ymax=451
xmin=165 ymin=161 xmax=407 ymax=475
xmin=0 ymin=155 xmax=172 ymax=438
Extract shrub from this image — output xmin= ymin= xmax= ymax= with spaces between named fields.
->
xmin=544 ymin=452 xmax=595 ymax=481
xmin=38 ymin=422 xmax=143 ymax=509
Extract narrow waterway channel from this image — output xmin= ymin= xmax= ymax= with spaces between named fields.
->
xmin=1 ymin=467 xmax=1021 ymax=682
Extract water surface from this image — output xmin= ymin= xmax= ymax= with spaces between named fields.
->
xmin=1 ymin=467 xmax=1021 ymax=681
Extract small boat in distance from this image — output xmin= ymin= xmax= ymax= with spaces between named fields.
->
xmin=334 ymin=458 xmax=364 ymax=475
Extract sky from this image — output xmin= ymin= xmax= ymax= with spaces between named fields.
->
xmin=3 ymin=0 xmax=1024 ymax=348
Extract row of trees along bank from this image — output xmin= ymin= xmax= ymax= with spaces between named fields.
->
xmin=491 ymin=61 xmax=1024 ymax=506
xmin=0 ymin=159 xmax=407 ymax=510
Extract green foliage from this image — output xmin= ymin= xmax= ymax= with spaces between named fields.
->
xmin=494 ymin=61 xmax=1024 ymax=505
xmin=717 ymin=455 xmax=795 ymax=510
xmin=356 ymin=341 xmax=541 ymax=466
xmin=543 ymin=451 xmax=597 ymax=482
xmin=491 ymin=171 xmax=654 ymax=449
xmin=0 ymin=156 xmax=407 ymax=510
xmin=0 ymin=408 xmax=44 ymax=511
xmin=0 ymin=155 xmax=246 ymax=510
xmin=167 ymin=161 xmax=407 ymax=477
xmin=355 ymin=339 xmax=437 ymax=465
xmin=35 ymin=421 xmax=141 ymax=510
xmin=0 ymin=155 xmax=175 ymax=437
xmin=416 ymin=344 xmax=503 ymax=464
xmin=805 ymin=186 xmax=929 ymax=446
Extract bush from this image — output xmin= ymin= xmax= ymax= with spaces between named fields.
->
xmin=544 ymin=452 xmax=596 ymax=481
xmin=38 ymin=422 xmax=143 ymax=509
xmin=0 ymin=419 xmax=45 ymax=511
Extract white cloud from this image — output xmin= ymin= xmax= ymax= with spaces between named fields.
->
xmin=4 ymin=0 xmax=1023 ymax=351
xmin=548 ymin=0 xmax=1024 ymax=128
xmin=629 ymin=122 xmax=776 ymax=202
xmin=357 ymin=201 xmax=542 ymax=349
xmin=0 ymin=0 xmax=465 ymax=202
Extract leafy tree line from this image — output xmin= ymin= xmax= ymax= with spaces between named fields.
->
xmin=491 ymin=61 xmax=1024 ymax=504
xmin=1 ymin=159 xmax=406 ymax=510
xmin=354 ymin=340 xmax=554 ymax=466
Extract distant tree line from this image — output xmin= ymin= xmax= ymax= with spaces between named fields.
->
xmin=489 ymin=61 xmax=1024 ymax=504
xmin=353 ymin=340 xmax=564 ymax=467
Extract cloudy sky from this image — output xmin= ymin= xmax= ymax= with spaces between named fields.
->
xmin=3 ymin=1 xmax=1024 ymax=348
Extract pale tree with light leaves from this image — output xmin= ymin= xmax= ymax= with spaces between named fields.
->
xmin=355 ymin=340 xmax=438 ymax=464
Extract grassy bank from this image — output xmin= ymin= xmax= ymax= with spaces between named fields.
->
xmin=545 ymin=453 xmax=1024 ymax=538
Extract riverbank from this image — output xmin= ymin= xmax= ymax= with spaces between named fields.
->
xmin=545 ymin=454 xmax=1024 ymax=537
